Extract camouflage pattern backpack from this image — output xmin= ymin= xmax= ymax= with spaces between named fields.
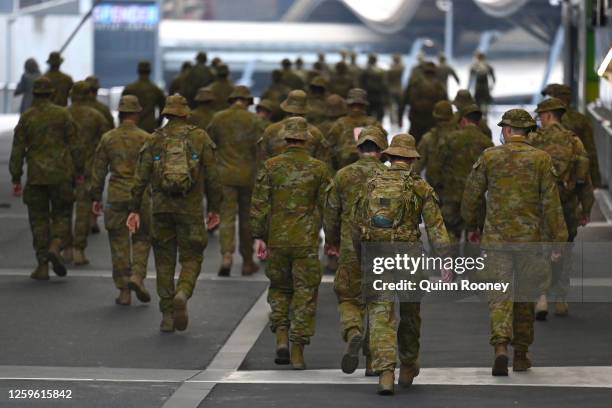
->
xmin=156 ymin=126 xmax=198 ymax=195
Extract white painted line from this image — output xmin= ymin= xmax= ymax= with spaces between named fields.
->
xmin=0 ymin=366 xmax=199 ymax=383
xmin=0 ymin=213 xmax=28 ymax=219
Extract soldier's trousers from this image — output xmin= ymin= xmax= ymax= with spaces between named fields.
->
xmin=548 ymin=204 xmax=579 ymax=300
xmin=367 ymin=102 xmax=385 ymax=122
xmin=151 ymin=212 xmax=207 ymax=313
xmin=23 ymin=183 xmax=74 ymax=264
xmin=220 ymin=185 xmax=253 ymax=260
xmin=265 ymin=246 xmax=322 ymax=345
xmin=441 ymin=201 xmax=463 ymax=243
xmin=368 ymin=300 xmax=421 ymax=373
xmin=66 ymin=182 xmax=92 ymax=250
xmin=409 ymin=110 xmax=435 ymax=143
xmin=104 ymin=202 xmax=151 ymax=289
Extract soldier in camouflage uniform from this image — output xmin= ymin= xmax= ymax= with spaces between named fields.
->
xmin=323 ymin=127 xmax=388 ymax=376
xmin=317 ymin=94 xmax=347 ymax=143
xmin=413 ymin=100 xmax=458 ymax=198
xmin=359 ymin=54 xmax=389 ymax=122
xmin=280 ymin=58 xmax=305 ymax=91
xmin=387 ymin=53 xmax=405 ymax=127
xmin=90 ymin=95 xmax=153 ymax=306
xmin=261 ymin=70 xmax=291 ymax=122
xmin=187 ymin=88 xmax=216 ymax=130
xmin=255 ymin=99 xmax=275 ymax=128
xmin=85 ymin=76 xmax=115 ymax=129
xmin=326 ymin=89 xmax=382 ymax=171
xmin=122 ymin=61 xmax=165 ymax=133
xmin=461 ymin=109 xmax=568 ymax=376
xmin=181 ymin=52 xmax=215 ymax=107
xmin=168 ymin=61 xmax=192 ymax=95
xmin=347 ymin=52 xmax=362 ymax=92
xmin=305 ymin=76 xmax=330 ymax=126
xmin=329 ymin=61 xmax=356 ymax=98
xmin=452 ymin=89 xmax=492 ymax=139
xmin=530 ymin=98 xmax=594 ymax=318
xmin=43 ymin=52 xmax=73 ymax=107
xmin=66 ymin=81 xmax=112 ymax=266
xmin=128 ymin=94 xmax=222 ymax=333
xmin=436 ymin=53 xmax=460 ymax=98
xmin=250 ymin=117 xmax=331 ymax=370
xmin=258 ymin=90 xmax=329 ymax=165
xmin=208 ymin=64 xmax=235 ymax=112
xmin=438 ymin=104 xmax=493 ymax=241
xmin=353 ymin=134 xmax=451 ymax=395
xmin=207 ymin=86 xmax=262 ymax=277
xmin=402 ymin=62 xmax=447 ymax=142
xmin=542 ymin=84 xmax=602 ymax=187
xmin=9 ymin=77 xmax=82 ymax=280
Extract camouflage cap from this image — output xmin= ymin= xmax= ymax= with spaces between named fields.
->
xmin=346 ymin=88 xmax=369 ymax=106
xmin=256 ymin=98 xmax=275 ymax=112
xmin=497 ymin=108 xmax=536 ymax=129
xmin=281 ymin=117 xmax=311 ymax=141
xmin=70 ymin=81 xmax=91 ymax=99
xmin=535 ymin=97 xmax=567 ymax=114
xmin=423 ymin=62 xmax=437 ymax=73
xmin=325 ymin=94 xmax=347 ymax=118
xmin=541 ymin=83 xmax=571 ymax=98
xmin=281 ymin=58 xmax=292 ymax=67
xmin=32 ymin=76 xmax=55 ymax=95
xmin=459 ymin=103 xmax=482 ymax=118
xmin=382 ymin=133 xmax=420 ymax=159
xmin=216 ymin=63 xmax=229 ymax=76
xmin=195 ymin=87 xmax=215 ymax=102
xmin=228 ymin=85 xmax=253 ymax=102
xmin=280 ymin=90 xmax=308 ymax=114
xmin=335 ymin=61 xmax=348 ymax=72
xmin=47 ymin=51 xmax=63 ymax=65
xmin=138 ymin=61 xmax=151 ymax=73
xmin=196 ymin=52 xmax=207 ymax=63
xmin=118 ymin=95 xmax=143 ymax=113
xmin=162 ymin=94 xmax=190 ymax=117
xmin=452 ymin=89 xmax=475 ymax=109
xmin=357 ymin=126 xmax=388 ymax=150
xmin=309 ymin=75 xmax=328 ymax=89
xmin=432 ymin=100 xmax=453 ymax=120
xmin=85 ymin=76 xmax=100 ymax=91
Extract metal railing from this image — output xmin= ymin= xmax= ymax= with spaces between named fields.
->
xmin=588 ymin=102 xmax=612 ymax=188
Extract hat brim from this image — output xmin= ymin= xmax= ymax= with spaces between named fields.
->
xmin=382 ymin=146 xmax=420 ymax=159
xmin=346 ymin=98 xmax=369 ymax=106
xmin=357 ymin=135 xmax=387 ymax=150
xmin=280 ymin=100 xmax=307 ymax=114
xmin=282 ymin=130 xmax=311 ymax=141
xmin=433 ymin=112 xmax=453 ymax=120
xmin=228 ymin=95 xmax=254 ymax=103
xmin=162 ymin=108 xmax=190 ymax=117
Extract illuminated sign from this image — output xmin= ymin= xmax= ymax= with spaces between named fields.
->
xmin=93 ymin=3 xmax=159 ymax=30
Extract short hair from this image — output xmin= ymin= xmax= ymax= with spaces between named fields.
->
xmin=285 ymin=137 xmax=305 ymax=144
xmin=549 ymin=109 xmax=565 ymax=121
xmin=509 ymin=126 xmax=529 ymax=135
xmin=464 ymin=111 xmax=482 ymax=123
xmin=357 ymin=140 xmax=381 ymax=154
xmin=119 ymin=111 xmax=138 ymax=122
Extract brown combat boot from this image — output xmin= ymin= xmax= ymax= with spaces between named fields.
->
xmin=513 ymin=350 xmax=532 ymax=372
xmin=492 ymin=344 xmax=509 ymax=376
xmin=48 ymin=239 xmax=67 ymax=277
xmin=241 ymin=260 xmax=260 ymax=276
xmin=160 ymin=312 xmax=175 ymax=333
xmin=535 ymin=294 xmax=548 ymax=321
xmin=173 ymin=291 xmax=189 ymax=331
xmin=341 ymin=328 xmax=362 ymax=374
xmin=377 ymin=370 xmax=395 ymax=395
xmin=218 ymin=253 xmax=233 ymax=277
xmin=554 ymin=301 xmax=569 ymax=316
xmin=30 ymin=263 xmax=49 ymax=281
xmin=398 ymin=363 xmax=420 ymax=388
xmin=115 ymin=288 xmax=131 ymax=306
xmin=274 ymin=327 xmax=290 ymax=365
xmin=128 ymin=275 xmax=151 ymax=303
xmin=291 ymin=343 xmax=306 ymax=370
xmin=365 ymin=355 xmax=376 ymax=377
xmin=72 ymin=248 xmax=90 ymax=266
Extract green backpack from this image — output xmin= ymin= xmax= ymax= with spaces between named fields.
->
xmin=157 ymin=127 xmax=197 ymax=195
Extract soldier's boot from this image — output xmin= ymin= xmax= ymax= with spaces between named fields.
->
xmin=90 ymin=214 xmax=100 ymax=234
xmin=160 ymin=312 xmax=175 ymax=333
xmin=365 ymin=356 xmax=377 ymax=377
xmin=398 ymin=363 xmax=420 ymax=388
xmin=30 ymin=263 xmax=50 ymax=281
xmin=62 ymin=247 xmax=73 ymax=264
xmin=341 ymin=328 xmax=362 ymax=374
xmin=492 ymin=344 xmax=509 ymax=376
xmin=290 ymin=343 xmax=306 ymax=370
xmin=554 ymin=301 xmax=569 ymax=317
xmin=274 ymin=327 xmax=290 ymax=365
xmin=535 ymin=294 xmax=548 ymax=321
xmin=72 ymin=248 xmax=90 ymax=266
xmin=377 ymin=371 xmax=395 ymax=396
xmin=128 ymin=275 xmax=151 ymax=303
xmin=48 ymin=239 xmax=67 ymax=277
xmin=241 ymin=260 xmax=260 ymax=276
xmin=218 ymin=253 xmax=232 ymax=277
xmin=115 ymin=288 xmax=131 ymax=306
xmin=513 ymin=350 xmax=532 ymax=372
xmin=173 ymin=291 xmax=189 ymax=331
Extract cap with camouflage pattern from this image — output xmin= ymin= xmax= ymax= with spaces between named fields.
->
xmin=382 ymin=133 xmax=420 ymax=159
xmin=535 ymin=97 xmax=567 ymax=114
xmin=280 ymin=90 xmax=308 ymax=114
xmin=432 ymin=100 xmax=453 ymax=120
xmin=452 ymin=89 xmax=475 ymax=109
xmin=70 ymin=81 xmax=91 ymax=100
xmin=162 ymin=94 xmax=190 ymax=117
xmin=118 ymin=95 xmax=143 ymax=113
xmin=256 ymin=98 xmax=275 ymax=112
xmin=357 ymin=125 xmax=388 ymax=150
xmin=33 ymin=76 xmax=54 ymax=95
xmin=228 ymin=85 xmax=253 ymax=103
xmin=326 ymin=94 xmax=347 ymax=118
xmin=541 ymin=83 xmax=571 ymax=98
xmin=346 ymin=88 xmax=369 ymax=106
xmin=281 ymin=117 xmax=311 ymax=141
xmin=497 ymin=108 xmax=536 ymax=129
xmin=459 ymin=103 xmax=482 ymax=118
xmin=85 ymin=76 xmax=100 ymax=91
xmin=195 ymin=87 xmax=215 ymax=102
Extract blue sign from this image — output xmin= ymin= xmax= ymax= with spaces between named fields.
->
xmin=93 ymin=3 xmax=159 ymax=30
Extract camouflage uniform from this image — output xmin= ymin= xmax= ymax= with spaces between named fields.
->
xmin=468 ymin=54 xmax=496 ymax=111
xmin=90 ymin=95 xmax=152 ymax=290
xmin=130 ymin=95 xmax=222 ymax=314
xmin=354 ymin=134 xmax=450 ymax=374
xmin=280 ymin=59 xmax=305 ymax=91
xmin=168 ymin=62 xmax=192 ymax=95
xmin=461 ymin=109 xmax=568 ymax=351
xmin=359 ymin=54 xmax=389 ymax=121
xmin=329 ymin=62 xmax=356 ymax=98
xmin=122 ymin=61 xmax=166 ymax=133
xmin=9 ymin=77 xmax=82 ymax=275
xmin=305 ymin=76 xmax=330 ymax=126
xmin=44 ymin=52 xmax=73 ymax=107
xmin=250 ymin=118 xmax=331 ymax=345
xmin=436 ymin=56 xmax=460 ymax=97
xmin=347 ymin=53 xmax=362 ymax=88
xmin=187 ymin=88 xmax=216 ymax=130
xmin=316 ymin=94 xmax=347 ymax=141
xmin=85 ymin=76 xmax=115 ymax=129
xmin=452 ymin=89 xmax=492 ymax=139
xmin=207 ymin=87 xmax=261 ymax=271
xmin=261 ymin=70 xmax=291 ymax=122
xmin=181 ymin=53 xmax=215 ymax=107
xmin=208 ymin=64 xmax=235 ymax=112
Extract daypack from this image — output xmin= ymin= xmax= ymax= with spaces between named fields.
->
xmin=531 ymin=128 xmax=577 ymax=191
xmin=157 ymin=126 xmax=197 ymax=195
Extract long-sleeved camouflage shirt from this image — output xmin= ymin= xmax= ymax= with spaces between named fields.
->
xmin=10 ymin=98 xmax=82 ymax=185
xmin=122 ymin=77 xmax=166 ymax=133
xmin=562 ymin=108 xmax=601 ymax=188
xmin=85 ymin=98 xmax=115 ymax=129
xmin=68 ymin=102 xmax=112 ymax=178
xmin=44 ymin=70 xmax=73 ymax=107
xmin=129 ymin=118 xmax=222 ymax=216
xmin=413 ymin=121 xmax=458 ymax=192
xmin=250 ymin=145 xmax=330 ymax=248
xmin=188 ymin=105 xmax=216 ymax=131
xmin=89 ymin=121 xmax=151 ymax=203
xmin=326 ymin=112 xmax=381 ymax=170
xmin=461 ymin=135 xmax=568 ymax=245
xmin=208 ymin=78 xmax=235 ymax=112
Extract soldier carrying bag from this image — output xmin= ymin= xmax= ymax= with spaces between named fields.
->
xmin=156 ymin=126 xmax=198 ymax=195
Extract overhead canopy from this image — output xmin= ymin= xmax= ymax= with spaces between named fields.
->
xmin=472 ymin=0 xmax=530 ymax=17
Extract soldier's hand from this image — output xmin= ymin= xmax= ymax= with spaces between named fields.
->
xmin=580 ymin=215 xmax=590 ymax=226
xmin=126 ymin=212 xmax=141 ymax=233
xmin=551 ymin=250 xmax=562 ymax=262
xmin=92 ymin=201 xmax=104 ymax=216
xmin=12 ymin=184 xmax=22 ymax=197
xmin=441 ymin=267 xmax=454 ymax=283
xmin=255 ymin=239 xmax=268 ymax=260
xmin=467 ymin=230 xmax=481 ymax=244
xmin=207 ymin=212 xmax=220 ymax=230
